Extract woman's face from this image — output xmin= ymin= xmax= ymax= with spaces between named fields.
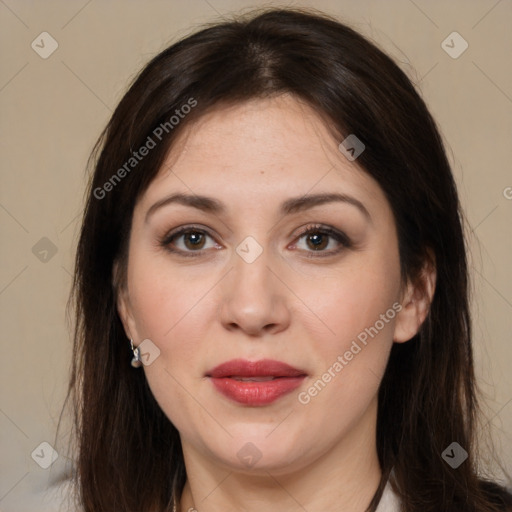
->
xmin=118 ymin=95 xmax=415 ymax=475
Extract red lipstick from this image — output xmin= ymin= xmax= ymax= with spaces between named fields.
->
xmin=207 ymin=359 xmax=307 ymax=406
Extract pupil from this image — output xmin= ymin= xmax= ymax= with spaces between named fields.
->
xmin=308 ymin=233 xmax=326 ymax=250
xmin=185 ymin=232 xmax=204 ymax=249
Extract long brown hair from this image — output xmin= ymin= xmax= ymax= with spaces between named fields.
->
xmin=61 ymin=8 xmax=512 ymax=511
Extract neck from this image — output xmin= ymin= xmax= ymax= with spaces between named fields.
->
xmin=178 ymin=398 xmax=382 ymax=512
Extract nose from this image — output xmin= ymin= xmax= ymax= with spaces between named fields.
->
xmin=218 ymin=247 xmax=291 ymax=337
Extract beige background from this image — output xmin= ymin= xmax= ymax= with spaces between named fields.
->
xmin=1 ymin=0 xmax=511 ymax=509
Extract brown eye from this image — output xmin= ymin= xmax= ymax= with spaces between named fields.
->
xmin=160 ymin=226 xmax=219 ymax=256
xmin=182 ymin=231 xmax=206 ymax=250
xmin=293 ymin=224 xmax=351 ymax=257
xmin=305 ymin=232 xmax=329 ymax=251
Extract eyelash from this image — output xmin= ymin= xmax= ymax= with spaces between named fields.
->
xmin=159 ymin=223 xmax=351 ymax=259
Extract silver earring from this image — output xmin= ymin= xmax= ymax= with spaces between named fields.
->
xmin=130 ymin=339 xmax=142 ymax=368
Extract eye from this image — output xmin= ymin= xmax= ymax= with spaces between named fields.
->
xmin=160 ymin=226 xmax=220 ymax=256
xmin=160 ymin=223 xmax=351 ymax=258
xmin=292 ymin=224 xmax=351 ymax=257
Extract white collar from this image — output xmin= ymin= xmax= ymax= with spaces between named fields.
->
xmin=375 ymin=478 xmax=401 ymax=512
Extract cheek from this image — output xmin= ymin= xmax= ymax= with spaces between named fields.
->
xmin=306 ymin=253 xmax=401 ymax=348
xmin=129 ymin=276 xmax=177 ymax=339
xmin=126 ymin=256 xmax=214 ymax=431
xmin=296 ymin=275 xmax=398 ymax=438
xmin=126 ymin=249 xmax=220 ymax=408
xmin=127 ymin=248 xmax=211 ymax=340
xmin=297 ymin=246 xmax=401 ymax=403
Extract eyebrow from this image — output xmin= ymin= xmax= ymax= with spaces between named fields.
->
xmin=145 ymin=192 xmax=371 ymax=222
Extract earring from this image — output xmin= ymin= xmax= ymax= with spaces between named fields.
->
xmin=130 ymin=339 xmax=142 ymax=368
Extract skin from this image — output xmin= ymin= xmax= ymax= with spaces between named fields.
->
xmin=117 ymin=94 xmax=435 ymax=512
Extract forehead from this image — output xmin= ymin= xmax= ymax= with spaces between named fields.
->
xmin=138 ymin=95 xmax=387 ymax=216
xmin=162 ymin=95 xmax=342 ymax=175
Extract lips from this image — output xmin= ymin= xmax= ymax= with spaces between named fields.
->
xmin=207 ymin=359 xmax=307 ymax=406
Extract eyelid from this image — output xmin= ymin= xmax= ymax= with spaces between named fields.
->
xmin=293 ymin=223 xmax=350 ymax=243
xmin=160 ymin=224 xmax=215 ymax=244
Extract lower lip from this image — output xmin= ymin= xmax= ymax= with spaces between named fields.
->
xmin=209 ymin=376 xmax=306 ymax=406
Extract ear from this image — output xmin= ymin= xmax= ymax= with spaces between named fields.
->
xmin=393 ymin=252 xmax=436 ymax=343
xmin=114 ymin=261 xmax=139 ymax=341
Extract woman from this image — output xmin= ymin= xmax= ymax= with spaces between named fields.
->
xmin=61 ymin=7 xmax=512 ymax=512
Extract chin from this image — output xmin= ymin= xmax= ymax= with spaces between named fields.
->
xmin=210 ymin=429 xmax=317 ymax=475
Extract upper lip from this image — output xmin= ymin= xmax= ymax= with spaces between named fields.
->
xmin=207 ymin=359 xmax=307 ymax=378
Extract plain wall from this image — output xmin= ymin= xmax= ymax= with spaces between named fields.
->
xmin=1 ymin=0 xmax=511 ymax=509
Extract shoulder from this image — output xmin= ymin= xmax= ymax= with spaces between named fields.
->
xmin=374 ymin=477 xmax=512 ymax=512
